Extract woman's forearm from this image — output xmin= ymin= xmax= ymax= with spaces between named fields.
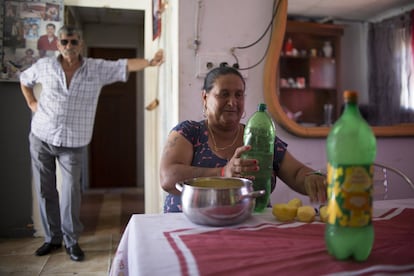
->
xmin=160 ymin=164 xmax=221 ymax=195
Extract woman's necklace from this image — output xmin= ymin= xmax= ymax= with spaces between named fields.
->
xmin=207 ymin=122 xmax=240 ymax=151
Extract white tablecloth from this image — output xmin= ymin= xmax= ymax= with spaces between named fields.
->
xmin=110 ymin=198 xmax=414 ymax=276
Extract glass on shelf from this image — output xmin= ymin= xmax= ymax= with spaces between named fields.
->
xmin=280 ymin=77 xmax=306 ymax=89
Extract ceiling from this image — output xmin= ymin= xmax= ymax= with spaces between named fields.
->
xmin=69 ymin=0 xmax=413 ymax=26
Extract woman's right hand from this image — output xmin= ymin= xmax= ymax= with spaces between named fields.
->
xmin=222 ymin=145 xmax=258 ymax=178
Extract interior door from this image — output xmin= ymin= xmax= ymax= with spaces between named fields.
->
xmin=88 ymin=48 xmax=137 ymax=188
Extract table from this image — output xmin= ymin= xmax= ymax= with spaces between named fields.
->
xmin=109 ymin=198 xmax=414 ymax=276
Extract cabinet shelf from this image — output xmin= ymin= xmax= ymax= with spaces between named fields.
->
xmin=278 ymin=20 xmax=343 ymax=125
xmin=280 ymin=87 xmax=337 ymax=91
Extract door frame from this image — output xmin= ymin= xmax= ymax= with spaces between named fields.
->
xmin=65 ymin=0 xmax=179 ymax=213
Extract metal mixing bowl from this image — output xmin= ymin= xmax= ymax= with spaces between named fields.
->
xmin=176 ymin=177 xmax=265 ymax=226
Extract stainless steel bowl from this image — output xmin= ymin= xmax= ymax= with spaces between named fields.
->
xmin=176 ymin=177 xmax=265 ymax=226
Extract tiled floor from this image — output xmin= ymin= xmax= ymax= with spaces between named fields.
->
xmin=0 ymin=188 xmax=144 ymax=275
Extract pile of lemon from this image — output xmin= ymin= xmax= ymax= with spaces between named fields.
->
xmin=272 ymin=198 xmax=328 ymax=223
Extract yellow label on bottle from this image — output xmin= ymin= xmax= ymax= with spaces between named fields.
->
xmin=326 ymin=163 xmax=373 ymax=227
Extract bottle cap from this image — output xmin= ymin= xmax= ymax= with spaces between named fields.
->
xmin=343 ymin=90 xmax=358 ymax=103
xmin=258 ymin=103 xmax=267 ymax=111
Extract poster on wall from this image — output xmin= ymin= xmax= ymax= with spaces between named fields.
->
xmin=1 ymin=0 xmax=63 ymax=82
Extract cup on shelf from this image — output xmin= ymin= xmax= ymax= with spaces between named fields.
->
xmin=323 ymin=41 xmax=333 ymax=58
xmin=296 ymin=77 xmax=305 ymax=88
xmin=324 ymin=103 xmax=333 ymax=126
xmin=280 ymin=78 xmax=289 ymax=88
xmin=287 ymin=78 xmax=295 ymax=87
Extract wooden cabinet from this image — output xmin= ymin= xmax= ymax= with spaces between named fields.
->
xmin=278 ymin=20 xmax=343 ymax=126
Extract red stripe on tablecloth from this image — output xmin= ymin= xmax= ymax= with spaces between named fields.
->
xmin=165 ymin=209 xmax=414 ymax=276
xmin=376 ymin=208 xmax=397 ymax=219
xmin=164 ymin=228 xmax=194 ymax=276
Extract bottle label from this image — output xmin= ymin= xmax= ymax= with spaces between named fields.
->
xmin=326 ymin=163 xmax=373 ymax=227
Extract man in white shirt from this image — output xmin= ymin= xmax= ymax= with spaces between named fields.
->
xmin=20 ymin=25 xmax=164 ymax=262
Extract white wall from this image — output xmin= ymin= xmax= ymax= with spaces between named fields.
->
xmin=178 ymin=0 xmax=271 ymax=124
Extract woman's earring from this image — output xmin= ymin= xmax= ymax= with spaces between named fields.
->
xmin=203 ymin=107 xmax=207 ymax=117
xmin=242 ymin=111 xmax=246 ymax=119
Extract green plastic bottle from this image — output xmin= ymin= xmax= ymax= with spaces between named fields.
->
xmin=242 ymin=103 xmax=275 ymax=212
xmin=325 ymin=90 xmax=377 ymax=261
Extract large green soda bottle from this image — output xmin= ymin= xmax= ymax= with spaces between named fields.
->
xmin=325 ymin=90 xmax=377 ymax=261
xmin=242 ymin=103 xmax=275 ymax=212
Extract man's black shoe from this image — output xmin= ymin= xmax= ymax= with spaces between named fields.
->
xmin=35 ymin=242 xmax=62 ymax=256
xmin=65 ymin=243 xmax=85 ymax=262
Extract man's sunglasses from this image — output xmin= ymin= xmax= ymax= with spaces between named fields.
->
xmin=60 ymin=39 xmax=79 ymax=46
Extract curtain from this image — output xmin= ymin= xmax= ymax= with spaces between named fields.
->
xmin=368 ymin=11 xmax=414 ymax=125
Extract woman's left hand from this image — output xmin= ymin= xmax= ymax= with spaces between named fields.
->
xmin=304 ymin=173 xmax=327 ymax=203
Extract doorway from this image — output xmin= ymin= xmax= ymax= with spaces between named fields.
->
xmin=88 ymin=48 xmax=138 ymax=188
xmin=63 ymin=2 xmax=176 ymax=212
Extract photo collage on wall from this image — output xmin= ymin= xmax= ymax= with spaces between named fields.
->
xmin=1 ymin=0 xmax=63 ymax=81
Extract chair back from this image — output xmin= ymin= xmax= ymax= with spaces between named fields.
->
xmin=373 ymin=162 xmax=414 ymax=200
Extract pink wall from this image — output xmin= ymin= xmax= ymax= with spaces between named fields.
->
xmin=177 ymin=0 xmax=414 ymax=204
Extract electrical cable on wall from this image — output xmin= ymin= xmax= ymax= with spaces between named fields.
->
xmin=193 ymin=0 xmax=203 ymax=55
xmin=231 ymin=0 xmax=281 ymax=70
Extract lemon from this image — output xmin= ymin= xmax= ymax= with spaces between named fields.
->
xmin=272 ymin=203 xmax=297 ymax=222
xmin=319 ymin=205 xmax=328 ymax=223
xmin=287 ymin=198 xmax=302 ymax=208
xmin=297 ymin=206 xmax=316 ymax=222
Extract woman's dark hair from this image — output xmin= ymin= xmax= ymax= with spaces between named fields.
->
xmin=202 ymin=66 xmax=245 ymax=93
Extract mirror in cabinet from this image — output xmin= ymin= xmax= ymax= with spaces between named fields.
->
xmin=279 ymin=20 xmax=343 ymax=127
xmin=264 ymin=5 xmax=414 ymax=137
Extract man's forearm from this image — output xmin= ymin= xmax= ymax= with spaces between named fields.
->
xmin=127 ymin=49 xmax=164 ymax=72
xmin=20 ymin=84 xmax=37 ymax=111
xmin=127 ymin=58 xmax=151 ymax=72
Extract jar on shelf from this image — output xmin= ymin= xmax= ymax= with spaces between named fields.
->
xmin=323 ymin=41 xmax=333 ymax=58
